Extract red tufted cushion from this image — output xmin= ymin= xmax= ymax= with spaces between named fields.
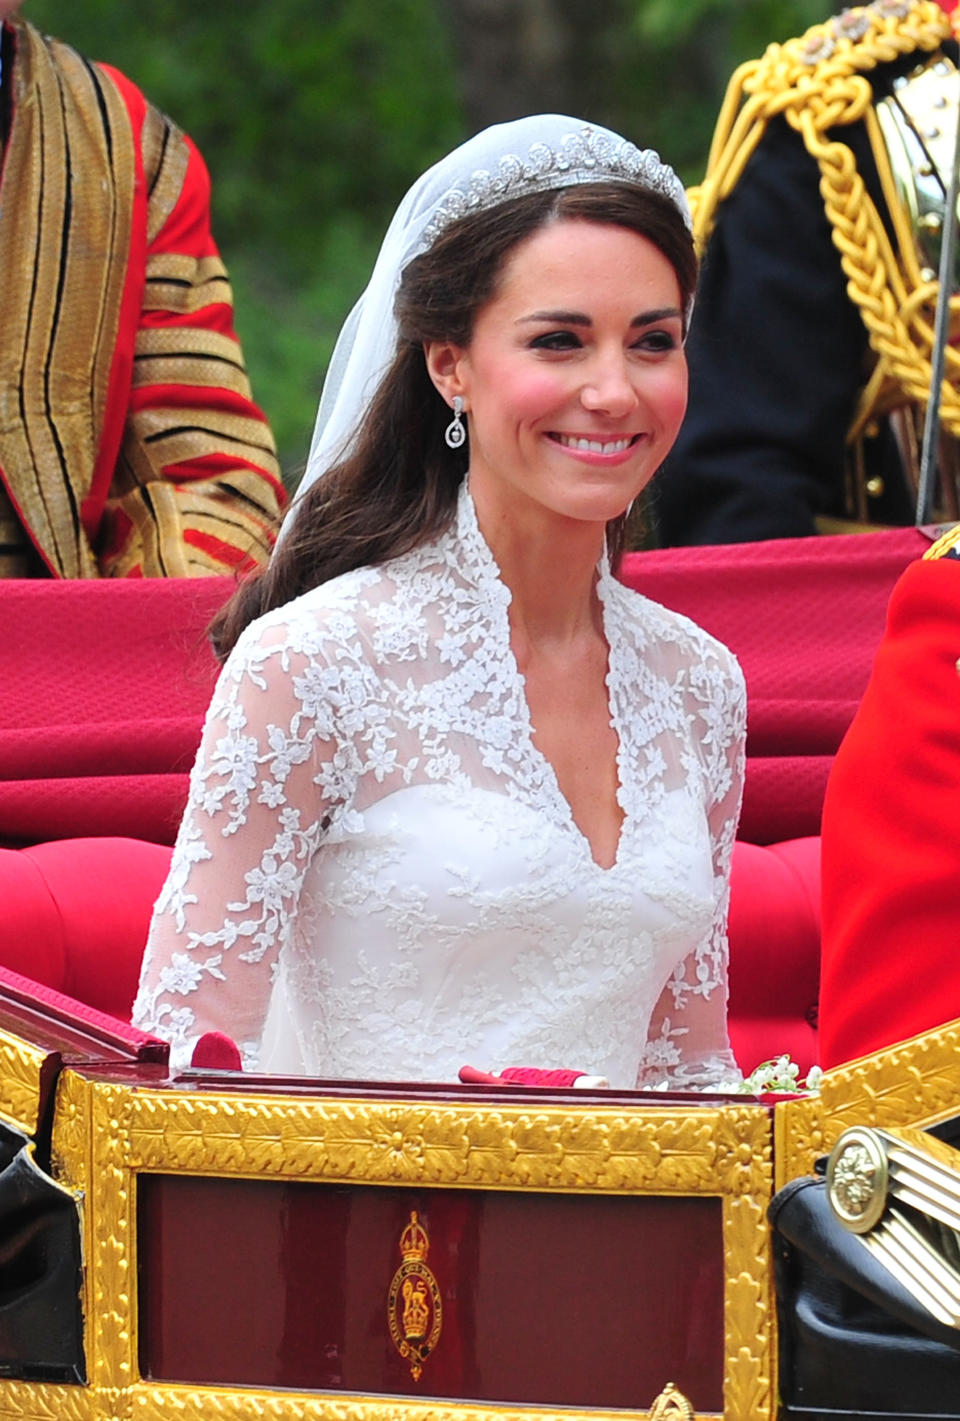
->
xmin=0 ymin=838 xmax=171 ymax=1020
xmin=727 ymin=838 xmax=820 ymax=1077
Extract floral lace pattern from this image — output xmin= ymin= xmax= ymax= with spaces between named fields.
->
xmin=134 ymin=483 xmax=746 ymax=1089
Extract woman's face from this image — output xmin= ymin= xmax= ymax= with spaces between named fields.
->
xmin=428 ymin=218 xmax=688 ymax=532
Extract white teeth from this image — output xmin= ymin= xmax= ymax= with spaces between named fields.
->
xmin=556 ymin=435 xmax=632 ymax=454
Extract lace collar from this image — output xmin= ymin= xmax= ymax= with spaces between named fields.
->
xmin=451 ymin=476 xmax=615 ymax=605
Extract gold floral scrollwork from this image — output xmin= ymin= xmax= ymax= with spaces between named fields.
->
xmin=0 ymin=1028 xmax=49 ymax=1136
xmin=387 ymin=1211 xmax=443 ymax=1381
xmin=724 ymin=1193 xmax=775 ymax=1421
xmin=0 ymin=1380 xmax=92 ymax=1421
xmin=776 ymin=1017 xmax=960 ymax=1186
xmin=649 ymin=1381 xmax=696 ymax=1418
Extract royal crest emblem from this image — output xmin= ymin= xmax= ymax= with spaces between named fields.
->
xmin=387 ymin=1210 xmax=443 ymax=1381
xmin=649 ymin=1381 xmax=696 ymax=1419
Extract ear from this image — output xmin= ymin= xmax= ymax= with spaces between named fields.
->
xmin=424 ymin=340 xmax=469 ymax=410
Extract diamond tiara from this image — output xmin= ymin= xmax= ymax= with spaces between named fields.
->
xmin=421 ymin=125 xmax=690 ymax=249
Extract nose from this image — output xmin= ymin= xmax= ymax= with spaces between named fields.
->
xmin=579 ymin=353 xmax=639 ymax=419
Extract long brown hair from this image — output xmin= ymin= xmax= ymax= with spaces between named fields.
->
xmin=212 ymin=182 xmax=696 ymax=659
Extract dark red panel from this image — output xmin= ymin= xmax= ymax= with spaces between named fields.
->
xmin=138 ymin=1177 xmax=724 ymax=1410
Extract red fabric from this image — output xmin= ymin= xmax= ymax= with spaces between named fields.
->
xmin=727 ymin=838 xmax=820 ymax=1076
xmin=621 ymin=527 xmax=925 ymax=841
xmin=0 ymin=838 xmax=171 ymax=1018
xmin=498 ymin=1067 xmax=588 ymax=1087
xmin=820 ymin=557 xmax=960 ymax=1066
xmin=191 ymin=1032 xmax=243 ymax=1071
xmin=0 ymin=578 xmax=228 ymax=845
xmin=0 ymin=964 xmax=164 ymax=1053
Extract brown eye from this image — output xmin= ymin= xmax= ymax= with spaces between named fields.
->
xmin=634 ymin=330 xmax=678 ymax=353
xmin=530 ymin=331 xmax=582 ymax=351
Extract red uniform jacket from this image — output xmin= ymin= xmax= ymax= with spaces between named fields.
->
xmin=820 ymin=530 xmax=960 ymax=1065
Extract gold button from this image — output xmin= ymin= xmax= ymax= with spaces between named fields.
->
xmin=866 ymin=476 xmax=885 ymax=498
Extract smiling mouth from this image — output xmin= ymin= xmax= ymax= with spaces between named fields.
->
xmin=550 ymin=433 xmax=640 ymax=454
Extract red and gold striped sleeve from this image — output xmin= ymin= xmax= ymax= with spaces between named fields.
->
xmin=98 ymin=87 xmax=286 ymax=578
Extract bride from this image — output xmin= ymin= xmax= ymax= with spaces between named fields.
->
xmin=133 ymin=114 xmax=746 ymax=1090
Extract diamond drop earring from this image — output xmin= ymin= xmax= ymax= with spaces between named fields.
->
xmin=444 ymin=396 xmax=467 ymax=450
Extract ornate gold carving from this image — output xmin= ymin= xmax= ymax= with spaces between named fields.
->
xmin=123 ymin=1089 xmax=770 ymax=1199
xmin=128 ymin=1386 xmax=722 ymax=1420
xmin=0 ymin=1028 xmax=49 ymax=1136
xmin=776 ymin=1018 xmax=960 ymax=1185
xmin=649 ymin=1381 xmax=696 ymax=1417
xmin=0 ymin=1381 xmax=93 ymax=1420
xmin=723 ymin=1191 xmax=775 ymax=1421
xmin=43 ymin=1078 xmax=770 ymax=1421
xmin=387 ymin=1212 xmax=443 ymax=1381
xmin=827 ymin=1128 xmax=889 ymax=1232
xmin=49 ymin=1068 xmax=91 ymax=1193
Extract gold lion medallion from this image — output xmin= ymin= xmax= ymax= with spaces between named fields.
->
xmin=387 ymin=1210 xmax=442 ymax=1381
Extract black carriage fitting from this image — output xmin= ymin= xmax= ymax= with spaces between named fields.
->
xmin=0 ymin=1119 xmax=85 ymax=1383
xmin=771 ymin=1160 xmax=960 ymax=1420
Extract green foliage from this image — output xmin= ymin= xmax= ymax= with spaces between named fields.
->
xmin=22 ymin=0 xmax=832 ymax=480
xmin=637 ymin=0 xmax=830 ymax=46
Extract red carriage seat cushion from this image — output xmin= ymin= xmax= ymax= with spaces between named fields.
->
xmin=0 ymin=837 xmax=171 ymax=1021
xmin=727 ymin=837 xmax=820 ymax=1078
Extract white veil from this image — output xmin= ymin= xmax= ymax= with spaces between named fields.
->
xmin=291 ymin=113 xmax=690 ymax=522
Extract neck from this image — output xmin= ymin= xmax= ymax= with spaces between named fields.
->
xmin=469 ymin=481 xmax=608 ymax=649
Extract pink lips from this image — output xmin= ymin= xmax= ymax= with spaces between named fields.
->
xmin=548 ymin=432 xmax=644 ymax=463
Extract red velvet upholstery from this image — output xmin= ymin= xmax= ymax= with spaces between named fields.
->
xmin=728 ymin=839 xmax=821 ymax=1076
xmin=620 ymin=526 xmax=927 ymax=842
xmin=0 ymin=838 xmax=170 ymax=1020
xmin=0 ymin=578 xmax=225 ymax=847
xmin=0 ymin=531 xmax=927 ymax=1076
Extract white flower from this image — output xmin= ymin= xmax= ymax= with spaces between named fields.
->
xmin=739 ymin=1054 xmax=820 ymax=1095
xmin=159 ymin=953 xmax=206 ymax=996
xmin=258 ymin=780 xmax=287 ymax=808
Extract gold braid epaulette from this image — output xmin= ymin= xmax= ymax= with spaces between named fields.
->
xmin=688 ymin=0 xmax=960 ymax=444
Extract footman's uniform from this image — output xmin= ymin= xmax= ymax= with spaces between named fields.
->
xmin=820 ymin=525 xmax=960 ymax=1065
xmin=0 ymin=17 xmax=285 ymax=578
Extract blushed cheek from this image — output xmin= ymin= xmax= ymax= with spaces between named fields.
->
xmin=507 ymin=370 xmax=569 ymax=424
xmin=658 ymin=371 xmax=688 ymax=442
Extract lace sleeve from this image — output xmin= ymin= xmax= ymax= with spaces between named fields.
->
xmin=132 ymin=611 xmax=346 ymax=1070
xmin=636 ymin=647 xmax=747 ymax=1091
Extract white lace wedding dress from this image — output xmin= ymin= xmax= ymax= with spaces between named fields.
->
xmin=134 ymin=483 xmax=746 ymax=1090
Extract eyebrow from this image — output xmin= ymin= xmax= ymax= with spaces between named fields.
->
xmin=518 ymin=307 xmax=682 ymax=327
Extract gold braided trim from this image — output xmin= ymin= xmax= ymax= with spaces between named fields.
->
xmin=0 ymin=21 xmax=136 ymax=576
xmin=141 ymin=279 xmax=238 ymax=316
xmin=142 ymin=254 xmax=233 ymax=316
xmin=142 ymin=109 xmax=190 ymax=245
xmin=102 ymin=471 xmax=279 ymax=576
xmin=146 ymin=253 xmax=229 ymax=285
xmin=923 ymin=520 xmax=960 ymax=556
xmin=133 ymin=325 xmax=249 ymax=364
xmin=131 ymin=355 xmax=254 ymax=399
xmin=688 ymin=1 xmax=960 ymax=443
xmin=131 ymin=405 xmax=278 ymax=454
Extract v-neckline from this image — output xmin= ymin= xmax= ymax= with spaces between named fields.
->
xmin=455 ymin=482 xmax=628 ymax=873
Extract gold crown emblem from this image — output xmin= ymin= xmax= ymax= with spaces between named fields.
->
xmin=399 ymin=1210 xmax=430 ymax=1263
